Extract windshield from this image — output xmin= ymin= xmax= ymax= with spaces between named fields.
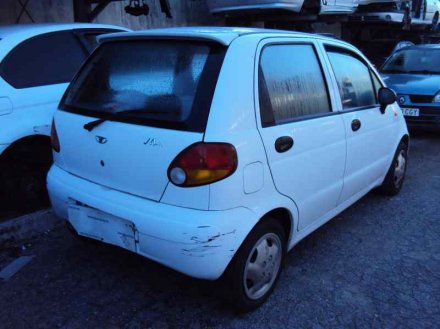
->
xmin=60 ymin=40 xmax=226 ymax=132
xmin=381 ymin=48 xmax=440 ymax=74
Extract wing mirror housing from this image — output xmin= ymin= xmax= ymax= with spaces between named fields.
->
xmin=378 ymin=87 xmax=397 ymax=114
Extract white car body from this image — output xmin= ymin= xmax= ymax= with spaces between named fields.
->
xmin=207 ymin=0 xmax=359 ymax=15
xmin=352 ymin=0 xmax=440 ymax=25
xmin=0 ymin=23 xmax=130 ymax=158
xmin=48 ymin=27 xmax=408 ymax=284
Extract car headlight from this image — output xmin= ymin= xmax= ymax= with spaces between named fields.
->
xmin=433 ymin=92 xmax=440 ymax=103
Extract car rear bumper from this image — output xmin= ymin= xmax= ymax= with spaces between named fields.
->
xmin=47 ymin=165 xmax=257 ymax=280
xmin=349 ymin=11 xmax=404 ymax=22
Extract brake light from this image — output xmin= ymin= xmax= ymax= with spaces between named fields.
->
xmin=50 ymin=119 xmax=60 ymax=153
xmin=168 ymin=143 xmax=238 ymax=187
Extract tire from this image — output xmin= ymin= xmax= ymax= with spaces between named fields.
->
xmin=0 ymin=160 xmax=50 ymax=210
xmin=221 ymin=218 xmax=286 ymax=312
xmin=432 ymin=12 xmax=439 ymax=32
xmin=379 ymin=141 xmax=408 ymax=196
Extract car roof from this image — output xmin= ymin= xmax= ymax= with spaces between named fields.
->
xmin=0 ymin=23 xmax=129 ymax=40
xmin=398 ymin=44 xmax=440 ymax=51
xmin=98 ymin=26 xmax=341 ymax=46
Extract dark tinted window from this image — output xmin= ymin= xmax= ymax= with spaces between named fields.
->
xmin=61 ymin=40 xmax=225 ymax=132
xmin=259 ymin=44 xmax=331 ymax=127
xmin=327 ymin=51 xmax=376 ymax=110
xmin=0 ymin=31 xmax=87 ymax=89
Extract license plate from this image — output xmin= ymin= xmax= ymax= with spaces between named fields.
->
xmin=401 ymin=108 xmax=420 ymax=117
xmin=68 ymin=204 xmax=137 ymax=252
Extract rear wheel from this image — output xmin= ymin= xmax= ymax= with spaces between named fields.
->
xmin=379 ymin=141 xmax=408 ymax=196
xmin=222 ymin=218 xmax=286 ymax=312
xmin=432 ymin=12 xmax=439 ymax=32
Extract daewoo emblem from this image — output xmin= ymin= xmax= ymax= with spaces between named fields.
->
xmin=399 ymin=96 xmax=406 ymax=105
xmin=95 ymin=136 xmax=108 ymax=144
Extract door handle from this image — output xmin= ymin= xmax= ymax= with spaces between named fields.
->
xmin=351 ymin=119 xmax=361 ymax=132
xmin=275 ymin=136 xmax=294 ymax=153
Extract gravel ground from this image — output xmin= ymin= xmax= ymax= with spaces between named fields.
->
xmin=0 ymin=133 xmax=439 ymax=329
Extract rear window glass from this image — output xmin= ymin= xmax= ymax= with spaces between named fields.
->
xmin=60 ymin=40 xmax=226 ymax=132
xmin=0 ymin=31 xmax=87 ymax=89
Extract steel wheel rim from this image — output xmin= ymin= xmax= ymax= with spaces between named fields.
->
xmin=243 ymin=233 xmax=282 ymax=300
xmin=394 ymin=150 xmax=406 ymax=187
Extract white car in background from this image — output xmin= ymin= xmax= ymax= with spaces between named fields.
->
xmin=0 ymin=23 xmax=129 ymax=209
xmin=351 ymin=0 xmax=440 ymax=29
xmin=207 ymin=0 xmax=359 ymax=15
xmin=48 ymin=27 xmax=409 ymax=311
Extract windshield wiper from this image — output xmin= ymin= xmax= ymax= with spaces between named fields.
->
xmin=405 ymin=70 xmax=439 ymax=74
xmin=381 ymin=69 xmax=403 ymax=73
xmin=83 ymin=109 xmax=166 ymax=132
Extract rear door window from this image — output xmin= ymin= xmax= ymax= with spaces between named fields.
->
xmin=61 ymin=40 xmax=226 ymax=132
xmin=326 ymin=49 xmax=377 ymax=110
xmin=0 ymin=31 xmax=87 ymax=89
xmin=258 ymin=44 xmax=332 ymax=127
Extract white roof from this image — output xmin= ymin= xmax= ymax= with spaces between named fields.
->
xmin=98 ymin=26 xmax=324 ymax=46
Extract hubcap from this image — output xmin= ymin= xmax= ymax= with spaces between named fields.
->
xmin=394 ymin=150 xmax=407 ymax=187
xmin=243 ymin=233 xmax=282 ymax=300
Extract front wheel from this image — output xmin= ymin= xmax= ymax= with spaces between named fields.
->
xmin=222 ymin=218 xmax=286 ymax=312
xmin=379 ymin=141 xmax=408 ymax=196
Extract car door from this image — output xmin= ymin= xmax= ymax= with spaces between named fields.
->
xmin=322 ymin=45 xmax=399 ymax=203
xmin=0 ymin=30 xmax=89 ymax=137
xmin=256 ymin=39 xmax=347 ymax=231
xmin=321 ymin=0 xmax=356 ymax=13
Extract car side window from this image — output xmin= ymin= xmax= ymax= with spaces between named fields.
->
xmin=326 ymin=50 xmax=377 ymax=111
xmin=0 ymin=31 xmax=88 ymax=89
xmin=259 ymin=44 xmax=331 ymax=127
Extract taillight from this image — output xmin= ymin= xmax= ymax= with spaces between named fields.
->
xmin=168 ymin=142 xmax=238 ymax=187
xmin=50 ymin=119 xmax=60 ymax=153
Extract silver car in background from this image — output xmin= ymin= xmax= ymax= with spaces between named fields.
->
xmin=351 ymin=0 xmax=440 ymax=29
xmin=207 ymin=0 xmax=359 ymax=15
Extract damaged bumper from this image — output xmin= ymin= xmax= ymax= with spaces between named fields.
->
xmin=47 ymin=165 xmax=257 ymax=280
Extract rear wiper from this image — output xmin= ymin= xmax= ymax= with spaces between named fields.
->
xmin=83 ymin=109 xmax=163 ymax=132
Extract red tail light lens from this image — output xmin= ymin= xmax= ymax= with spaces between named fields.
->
xmin=50 ymin=120 xmax=60 ymax=153
xmin=168 ymin=142 xmax=238 ymax=187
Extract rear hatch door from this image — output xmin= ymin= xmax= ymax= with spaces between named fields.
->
xmin=56 ymin=39 xmax=225 ymax=201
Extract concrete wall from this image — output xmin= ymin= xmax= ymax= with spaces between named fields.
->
xmin=0 ymin=0 xmax=218 ymax=30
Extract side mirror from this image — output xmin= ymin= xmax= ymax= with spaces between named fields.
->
xmin=378 ymin=87 xmax=397 ymax=114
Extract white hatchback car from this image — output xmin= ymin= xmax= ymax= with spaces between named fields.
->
xmin=207 ymin=0 xmax=359 ymax=15
xmin=48 ymin=27 xmax=409 ymax=311
xmin=0 ymin=23 xmax=129 ymax=208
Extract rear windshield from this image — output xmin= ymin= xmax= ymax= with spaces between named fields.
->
xmin=60 ymin=40 xmax=226 ymax=132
